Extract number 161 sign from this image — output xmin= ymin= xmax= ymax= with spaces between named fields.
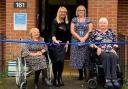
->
xmin=14 ymin=2 xmax=27 ymax=8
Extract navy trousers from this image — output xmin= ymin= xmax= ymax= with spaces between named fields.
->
xmin=100 ymin=52 xmax=118 ymax=80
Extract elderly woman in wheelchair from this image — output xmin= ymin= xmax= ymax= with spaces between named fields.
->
xmin=89 ymin=17 xmax=120 ymax=88
xmin=21 ymin=28 xmax=52 ymax=89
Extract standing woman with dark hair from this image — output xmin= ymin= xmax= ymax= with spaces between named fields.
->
xmin=48 ymin=6 xmax=70 ymax=87
xmin=70 ymin=5 xmax=93 ymax=80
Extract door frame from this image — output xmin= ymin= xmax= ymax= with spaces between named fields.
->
xmin=37 ymin=0 xmax=88 ymax=59
xmin=37 ymin=0 xmax=88 ymax=35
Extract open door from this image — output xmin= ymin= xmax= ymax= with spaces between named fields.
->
xmin=37 ymin=0 xmax=88 ymax=59
xmin=38 ymin=0 xmax=88 ymax=40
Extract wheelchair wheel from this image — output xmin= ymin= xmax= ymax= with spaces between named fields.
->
xmin=16 ymin=57 xmax=27 ymax=88
xmin=47 ymin=63 xmax=52 ymax=81
xmin=46 ymin=52 xmax=53 ymax=81
xmin=20 ymin=82 xmax=27 ymax=89
xmin=87 ymin=78 xmax=98 ymax=89
xmin=16 ymin=57 xmax=22 ymax=86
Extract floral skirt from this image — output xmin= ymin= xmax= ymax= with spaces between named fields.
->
xmin=70 ymin=45 xmax=90 ymax=69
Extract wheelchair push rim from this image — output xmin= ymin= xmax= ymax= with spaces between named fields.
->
xmin=87 ymin=78 xmax=98 ymax=89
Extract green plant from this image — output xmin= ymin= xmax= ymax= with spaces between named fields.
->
xmin=122 ymin=81 xmax=128 ymax=89
xmin=0 ymin=71 xmax=8 ymax=79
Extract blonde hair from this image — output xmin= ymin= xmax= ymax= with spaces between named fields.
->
xmin=76 ymin=5 xmax=86 ymax=17
xmin=55 ymin=6 xmax=69 ymax=24
xmin=99 ymin=17 xmax=108 ymax=25
xmin=29 ymin=28 xmax=40 ymax=37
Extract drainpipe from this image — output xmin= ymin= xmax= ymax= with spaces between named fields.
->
xmin=125 ymin=36 xmax=128 ymax=82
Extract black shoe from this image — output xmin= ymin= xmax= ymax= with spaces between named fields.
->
xmin=34 ymin=84 xmax=39 ymax=89
xmin=44 ymin=78 xmax=52 ymax=86
xmin=53 ymin=79 xmax=59 ymax=87
xmin=78 ymin=69 xmax=83 ymax=80
xmin=112 ymin=80 xmax=120 ymax=88
xmin=104 ymin=81 xmax=113 ymax=88
xmin=58 ymin=77 xmax=64 ymax=86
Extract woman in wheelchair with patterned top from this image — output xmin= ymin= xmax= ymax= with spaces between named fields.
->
xmin=22 ymin=28 xmax=52 ymax=89
xmin=89 ymin=17 xmax=120 ymax=88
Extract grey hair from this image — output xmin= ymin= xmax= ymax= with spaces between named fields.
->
xmin=99 ymin=17 xmax=108 ymax=25
xmin=29 ymin=28 xmax=39 ymax=37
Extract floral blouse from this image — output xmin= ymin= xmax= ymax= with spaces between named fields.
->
xmin=21 ymin=37 xmax=48 ymax=71
xmin=89 ymin=29 xmax=117 ymax=52
xmin=71 ymin=17 xmax=92 ymax=42
xmin=21 ymin=37 xmax=47 ymax=59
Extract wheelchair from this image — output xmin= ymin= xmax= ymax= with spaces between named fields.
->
xmin=86 ymin=47 xmax=123 ymax=89
xmin=15 ymin=51 xmax=52 ymax=89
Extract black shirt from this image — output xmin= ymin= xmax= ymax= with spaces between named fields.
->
xmin=51 ymin=19 xmax=70 ymax=43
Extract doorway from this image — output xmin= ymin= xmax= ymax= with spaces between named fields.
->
xmin=37 ymin=0 xmax=88 ymax=41
xmin=37 ymin=0 xmax=88 ymax=60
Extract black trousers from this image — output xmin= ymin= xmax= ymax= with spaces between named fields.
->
xmin=52 ymin=61 xmax=64 ymax=79
xmin=100 ymin=52 xmax=118 ymax=80
xmin=48 ymin=45 xmax=65 ymax=80
xmin=34 ymin=68 xmax=47 ymax=84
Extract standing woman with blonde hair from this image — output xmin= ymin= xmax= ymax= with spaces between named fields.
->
xmin=22 ymin=28 xmax=51 ymax=89
xmin=48 ymin=6 xmax=70 ymax=87
xmin=70 ymin=5 xmax=93 ymax=80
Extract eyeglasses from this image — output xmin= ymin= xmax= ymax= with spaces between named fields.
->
xmin=78 ymin=10 xmax=85 ymax=11
xmin=60 ymin=11 xmax=67 ymax=13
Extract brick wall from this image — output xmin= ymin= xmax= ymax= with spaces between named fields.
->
xmin=118 ymin=0 xmax=128 ymax=81
xmin=0 ymin=0 xmax=6 ymax=33
xmin=118 ymin=0 xmax=128 ymax=35
xmin=88 ymin=0 xmax=118 ymax=33
xmin=5 ymin=0 xmax=37 ymax=62
xmin=0 ymin=0 xmax=6 ymax=71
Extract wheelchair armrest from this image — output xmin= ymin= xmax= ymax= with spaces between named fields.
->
xmin=89 ymin=46 xmax=97 ymax=52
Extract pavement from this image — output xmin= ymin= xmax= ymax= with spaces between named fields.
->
xmin=0 ymin=60 xmax=126 ymax=89
xmin=0 ymin=75 xmax=106 ymax=89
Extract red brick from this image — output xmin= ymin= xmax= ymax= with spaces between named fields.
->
xmin=5 ymin=0 xmax=37 ymax=62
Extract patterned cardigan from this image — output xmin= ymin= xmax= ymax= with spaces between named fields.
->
xmin=89 ymin=29 xmax=117 ymax=52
